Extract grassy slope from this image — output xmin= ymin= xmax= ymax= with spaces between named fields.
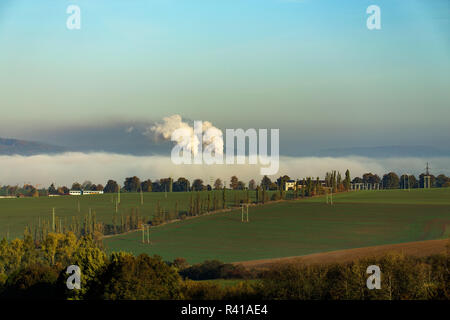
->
xmin=305 ymin=188 xmax=450 ymax=205
xmin=0 ymin=190 xmax=264 ymax=239
xmin=237 ymin=238 xmax=450 ymax=269
xmin=104 ymin=188 xmax=450 ymax=263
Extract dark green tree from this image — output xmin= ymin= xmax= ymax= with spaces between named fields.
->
xmin=344 ymin=170 xmax=351 ymax=191
xmin=261 ymin=176 xmax=272 ymax=190
xmin=192 ymin=179 xmax=204 ymax=191
xmin=382 ymin=172 xmax=400 ymax=189
xmin=124 ymin=176 xmax=141 ymax=192
xmin=104 ymin=180 xmax=119 ymax=193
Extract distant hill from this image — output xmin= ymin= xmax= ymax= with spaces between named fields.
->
xmin=2 ymin=136 xmax=449 ymax=158
xmin=317 ymin=145 xmax=450 ymax=158
xmin=0 ymin=137 xmax=66 ymax=155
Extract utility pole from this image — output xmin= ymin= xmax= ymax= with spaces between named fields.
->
xmin=241 ymin=204 xmax=249 ymax=222
xmin=403 ymin=174 xmax=410 ymax=191
xmin=52 ymin=208 xmax=55 ymax=232
xmin=424 ymin=163 xmax=432 ymax=189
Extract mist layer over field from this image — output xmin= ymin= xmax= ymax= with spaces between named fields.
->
xmin=0 ymin=152 xmax=448 ymax=186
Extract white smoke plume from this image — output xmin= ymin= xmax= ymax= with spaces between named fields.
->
xmin=145 ymin=114 xmax=223 ymax=156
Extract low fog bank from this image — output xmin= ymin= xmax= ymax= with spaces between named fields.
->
xmin=0 ymin=152 xmax=448 ymax=187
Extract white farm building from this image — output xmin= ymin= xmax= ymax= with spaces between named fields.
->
xmin=69 ymin=190 xmax=104 ymax=196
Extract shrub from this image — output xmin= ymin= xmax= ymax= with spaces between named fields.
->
xmin=223 ymin=281 xmax=263 ymax=300
xmin=1 ymin=264 xmax=59 ymax=299
xmin=181 ymin=280 xmax=224 ymax=300
xmin=180 ymin=260 xmax=252 ymax=280
xmin=172 ymin=257 xmax=189 ymax=270
xmin=93 ymin=253 xmax=183 ymax=300
xmin=271 ymin=193 xmax=280 ymax=201
xmin=259 ymin=252 xmax=450 ymax=300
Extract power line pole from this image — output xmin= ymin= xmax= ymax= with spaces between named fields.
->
xmin=241 ymin=204 xmax=249 ymax=222
xmin=52 ymin=208 xmax=55 ymax=232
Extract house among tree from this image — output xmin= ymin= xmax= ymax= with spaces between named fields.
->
xmin=284 ymin=180 xmax=297 ymax=191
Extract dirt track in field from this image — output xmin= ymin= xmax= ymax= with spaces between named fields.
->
xmin=234 ymin=238 xmax=450 ymax=269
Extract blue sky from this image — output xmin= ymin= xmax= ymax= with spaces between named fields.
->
xmin=0 ymin=0 xmax=449 ymax=152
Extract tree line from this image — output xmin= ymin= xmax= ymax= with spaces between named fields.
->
xmin=351 ymin=172 xmax=450 ymax=189
xmin=1 ymin=169 xmax=449 ymax=198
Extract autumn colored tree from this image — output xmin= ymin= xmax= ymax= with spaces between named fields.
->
xmin=71 ymin=182 xmax=82 ymax=191
xmin=1 ymin=264 xmax=59 ymax=299
xmin=214 ymin=178 xmax=223 ymax=190
xmin=229 ymin=176 xmax=239 ymax=190
xmin=93 ymin=253 xmax=182 ymax=300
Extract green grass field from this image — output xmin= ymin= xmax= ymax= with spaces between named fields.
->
xmin=1 ymin=188 xmax=449 ymax=264
xmin=305 ymin=188 xmax=450 ymax=205
xmin=103 ymin=188 xmax=450 ymax=263
xmin=198 ymin=279 xmax=258 ymax=288
xmin=0 ymin=190 xmax=268 ymax=239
